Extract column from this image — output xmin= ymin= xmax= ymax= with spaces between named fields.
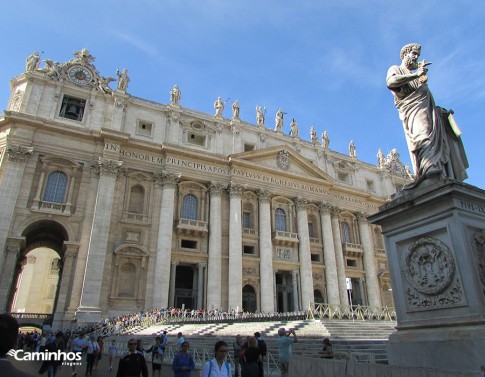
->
xmin=258 ymin=189 xmax=274 ymax=312
xmin=295 ymin=197 xmax=314 ymax=310
xmin=273 ymin=271 xmax=278 ymax=312
xmin=0 ymin=237 xmax=24 ymax=311
xmin=169 ymin=261 xmax=178 ymax=308
xmin=52 ymin=242 xmax=79 ymax=329
xmin=319 ymin=202 xmax=340 ymax=305
xmin=153 ymin=172 xmax=180 ymax=308
xmin=358 ymin=212 xmax=381 ymax=307
xmin=330 ymin=206 xmax=349 ymax=305
xmin=228 ymin=183 xmax=244 ymax=310
xmin=291 ymin=270 xmax=299 ymax=311
xmin=76 ymin=158 xmax=123 ymax=322
xmin=197 ymin=263 xmax=205 ymax=309
xmin=0 ymin=146 xmax=33 ymax=271
xmin=207 ymin=182 xmax=225 ymax=309
xmin=282 ymin=275 xmax=288 ymax=312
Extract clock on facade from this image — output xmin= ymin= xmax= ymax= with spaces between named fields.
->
xmin=67 ymin=66 xmax=93 ymax=85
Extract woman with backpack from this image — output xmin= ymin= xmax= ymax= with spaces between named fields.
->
xmin=172 ymin=341 xmax=195 ymax=377
xmin=241 ymin=336 xmax=261 ymax=377
xmin=200 ymin=340 xmax=231 ymax=377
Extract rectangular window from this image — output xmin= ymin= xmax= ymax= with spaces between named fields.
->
xmin=308 ymin=222 xmax=315 ymax=238
xmin=243 ymin=245 xmax=255 ymax=255
xmin=242 ymin=212 xmax=251 ymax=229
xmin=346 ymin=259 xmax=357 ymax=267
xmin=244 ymin=143 xmax=255 ymax=152
xmin=366 ymin=179 xmax=375 ymax=191
xmin=311 ymin=254 xmax=320 ymax=262
xmin=136 ymin=121 xmax=153 ymax=137
xmin=181 ymin=240 xmax=197 ymax=249
xmin=337 ymin=171 xmax=350 ymax=183
xmin=187 ymin=133 xmax=206 ymax=147
xmin=59 ymin=95 xmax=86 ymax=121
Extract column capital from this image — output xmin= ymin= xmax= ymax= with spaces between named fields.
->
xmin=291 ymin=270 xmax=299 ymax=278
xmin=319 ymin=202 xmax=332 ymax=215
xmin=294 ymin=196 xmax=308 ymax=211
xmin=257 ymin=189 xmax=272 ymax=203
xmin=208 ymin=181 xmax=226 ymax=196
xmin=6 ymin=145 xmax=33 ymax=163
xmin=227 ymin=182 xmax=245 ymax=197
xmin=6 ymin=237 xmax=25 ymax=253
xmin=330 ymin=206 xmax=341 ymax=218
xmin=63 ymin=241 xmax=80 ymax=256
xmin=357 ymin=211 xmax=369 ymax=224
xmin=154 ymin=171 xmax=181 ymax=189
xmin=171 ymin=260 xmax=179 ymax=267
xmin=197 ymin=263 xmax=207 ymax=269
xmin=91 ymin=158 xmax=125 ymax=178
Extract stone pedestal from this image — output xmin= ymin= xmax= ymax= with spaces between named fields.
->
xmin=369 ymin=178 xmax=485 ymax=374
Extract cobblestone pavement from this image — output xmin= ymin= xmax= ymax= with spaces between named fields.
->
xmin=9 ymin=355 xmax=176 ymax=377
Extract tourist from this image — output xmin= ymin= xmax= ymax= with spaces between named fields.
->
xmin=241 ymin=336 xmax=260 ymax=377
xmin=146 ymin=336 xmax=164 ymax=377
xmin=200 ymin=340 xmax=231 ymax=377
xmin=108 ymin=339 xmax=117 ymax=372
xmin=44 ymin=332 xmax=65 ymax=377
xmin=85 ymin=335 xmax=100 ymax=376
xmin=319 ymin=338 xmax=334 ymax=359
xmin=172 ymin=341 xmax=195 ymax=377
xmin=116 ymin=338 xmax=148 ymax=377
xmin=93 ymin=336 xmax=104 ymax=371
xmin=277 ymin=328 xmax=297 ymax=377
xmin=71 ymin=333 xmax=86 ymax=376
xmin=232 ymin=335 xmax=242 ymax=377
xmin=177 ymin=332 xmax=185 ymax=350
xmin=254 ymin=332 xmax=267 ymax=377
xmin=0 ymin=313 xmax=35 ymax=377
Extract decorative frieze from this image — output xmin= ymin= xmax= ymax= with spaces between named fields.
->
xmin=472 ymin=229 xmax=485 ymax=295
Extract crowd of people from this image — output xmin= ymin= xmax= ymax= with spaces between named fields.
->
xmin=1 ymin=309 xmax=336 ymax=377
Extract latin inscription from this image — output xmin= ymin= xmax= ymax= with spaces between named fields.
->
xmin=459 ymin=200 xmax=485 ymax=216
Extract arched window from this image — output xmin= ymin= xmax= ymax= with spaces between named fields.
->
xmin=314 ymin=289 xmax=325 ymax=304
xmin=128 ymin=185 xmax=145 ymax=214
xmin=43 ymin=171 xmax=68 ymax=203
xmin=119 ymin=263 xmax=136 ymax=297
xmin=242 ymin=285 xmax=257 ymax=313
xmin=182 ymin=194 xmax=198 ymax=220
xmin=275 ymin=208 xmax=286 ymax=231
xmin=342 ymin=222 xmax=352 ymax=243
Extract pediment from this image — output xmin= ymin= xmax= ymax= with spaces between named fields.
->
xmin=230 ymin=146 xmax=334 ymax=183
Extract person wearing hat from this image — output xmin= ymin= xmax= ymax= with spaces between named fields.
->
xmin=277 ymin=328 xmax=297 ymax=377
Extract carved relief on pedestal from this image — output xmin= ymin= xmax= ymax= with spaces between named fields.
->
xmin=402 ymin=237 xmax=466 ymax=310
xmin=472 ymin=229 xmax=485 ymax=295
xmin=276 ymin=150 xmax=289 ymax=170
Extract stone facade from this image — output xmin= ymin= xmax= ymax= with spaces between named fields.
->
xmin=0 ymin=50 xmax=407 ymax=327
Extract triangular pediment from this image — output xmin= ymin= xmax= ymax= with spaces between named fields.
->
xmin=229 ymin=145 xmax=334 ymax=183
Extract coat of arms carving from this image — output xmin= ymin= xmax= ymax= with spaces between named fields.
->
xmin=276 ymin=150 xmax=289 ymax=170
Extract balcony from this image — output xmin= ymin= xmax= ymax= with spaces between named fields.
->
xmin=243 ymin=228 xmax=259 ymax=239
xmin=176 ymin=218 xmax=208 ymax=236
xmin=342 ymin=242 xmax=363 ymax=257
xmin=272 ymin=230 xmax=299 ymax=247
xmin=31 ymin=200 xmax=71 ymax=216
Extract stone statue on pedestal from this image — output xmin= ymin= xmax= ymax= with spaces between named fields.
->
xmin=386 ymin=43 xmax=468 ymax=184
xmin=116 ymin=68 xmax=130 ymax=91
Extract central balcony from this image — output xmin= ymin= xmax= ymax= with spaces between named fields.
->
xmin=176 ymin=218 xmax=208 ymax=237
xmin=272 ymin=230 xmax=299 ymax=247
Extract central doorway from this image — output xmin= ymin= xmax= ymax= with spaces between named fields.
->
xmin=174 ymin=265 xmax=197 ymax=309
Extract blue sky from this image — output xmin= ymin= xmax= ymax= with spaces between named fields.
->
xmin=1 ymin=1 xmax=484 ymax=188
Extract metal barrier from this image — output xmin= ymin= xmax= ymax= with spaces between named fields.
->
xmin=307 ymin=303 xmax=396 ymax=321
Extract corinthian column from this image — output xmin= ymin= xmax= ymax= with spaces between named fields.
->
xmin=77 ymin=158 xmax=123 ymax=323
xmin=153 ymin=172 xmax=180 ymax=308
xmin=0 ymin=146 xmax=33 ymax=272
xmin=320 ymin=202 xmax=340 ymax=305
xmin=295 ymin=197 xmax=314 ymax=310
xmin=228 ymin=183 xmax=244 ymax=310
xmin=258 ymin=189 xmax=274 ymax=312
xmin=331 ymin=206 xmax=349 ymax=304
xmin=207 ymin=182 xmax=225 ymax=309
xmin=358 ymin=212 xmax=381 ymax=307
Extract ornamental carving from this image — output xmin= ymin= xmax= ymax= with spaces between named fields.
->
xmin=276 ymin=150 xmax=289 ymax=170
xmin=98 ymin=158 xmax=124 ymax=178
xmin=472 ymin=229 xmax=485 ymax=293
xmin=208 ymin=182 xmax=226 ymax=196
xmin=10 ymin=90 xmax=24 ymax=111
xmin=243 ymin=267 xmax=257 ymax=275
xmin=295 ymin=196 xmax=308 ymax=210
xmin=227 ymin=183 xmax=245 ymax=197
xmin=319 ymin=202 xmax=332 ymax=215
xmin=6 ymin=145 xmax=33 ymax=163
xmin=402 ymin=237 xmax=466 ymax=310
xmin=258 ymin=189 xmax=272 ymax=203
xmin=153 ymin=171 xmax=180 ymax=189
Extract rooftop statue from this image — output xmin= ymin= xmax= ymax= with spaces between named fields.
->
xmin=256 ymin=106 xmax=265 ymax=126
xmin=232 ymin=100 xmax=240 ymax=119
xmin=116 ymin=68 xmax=130 ymax=91
xmin=214 ymin=96 xmax=225 ymax=116
xmin=26 ymin=51 xmax=40 ymax=72
xmin=170 ymin=84 xmax=181 ymax=105
xmin=386 ymin=43 xmax=468 ymax=184
xmin=310 ymin=126 xmax=318 ymax=144
xmin=289 ymin=118 xmax=299 ymax=138
xmin=275 ymin=109 xmax=285 ymax=132
xmin=321 ymin=131 xmax=330 ymax=149
xmin=349 ymin=140 xmax=356 ymax=157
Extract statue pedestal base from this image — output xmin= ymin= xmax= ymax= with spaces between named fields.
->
xmin=75 ymin=306 xmax=102 ymax=325
xmin=369 ymin=179 xmax=485 ymax=373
